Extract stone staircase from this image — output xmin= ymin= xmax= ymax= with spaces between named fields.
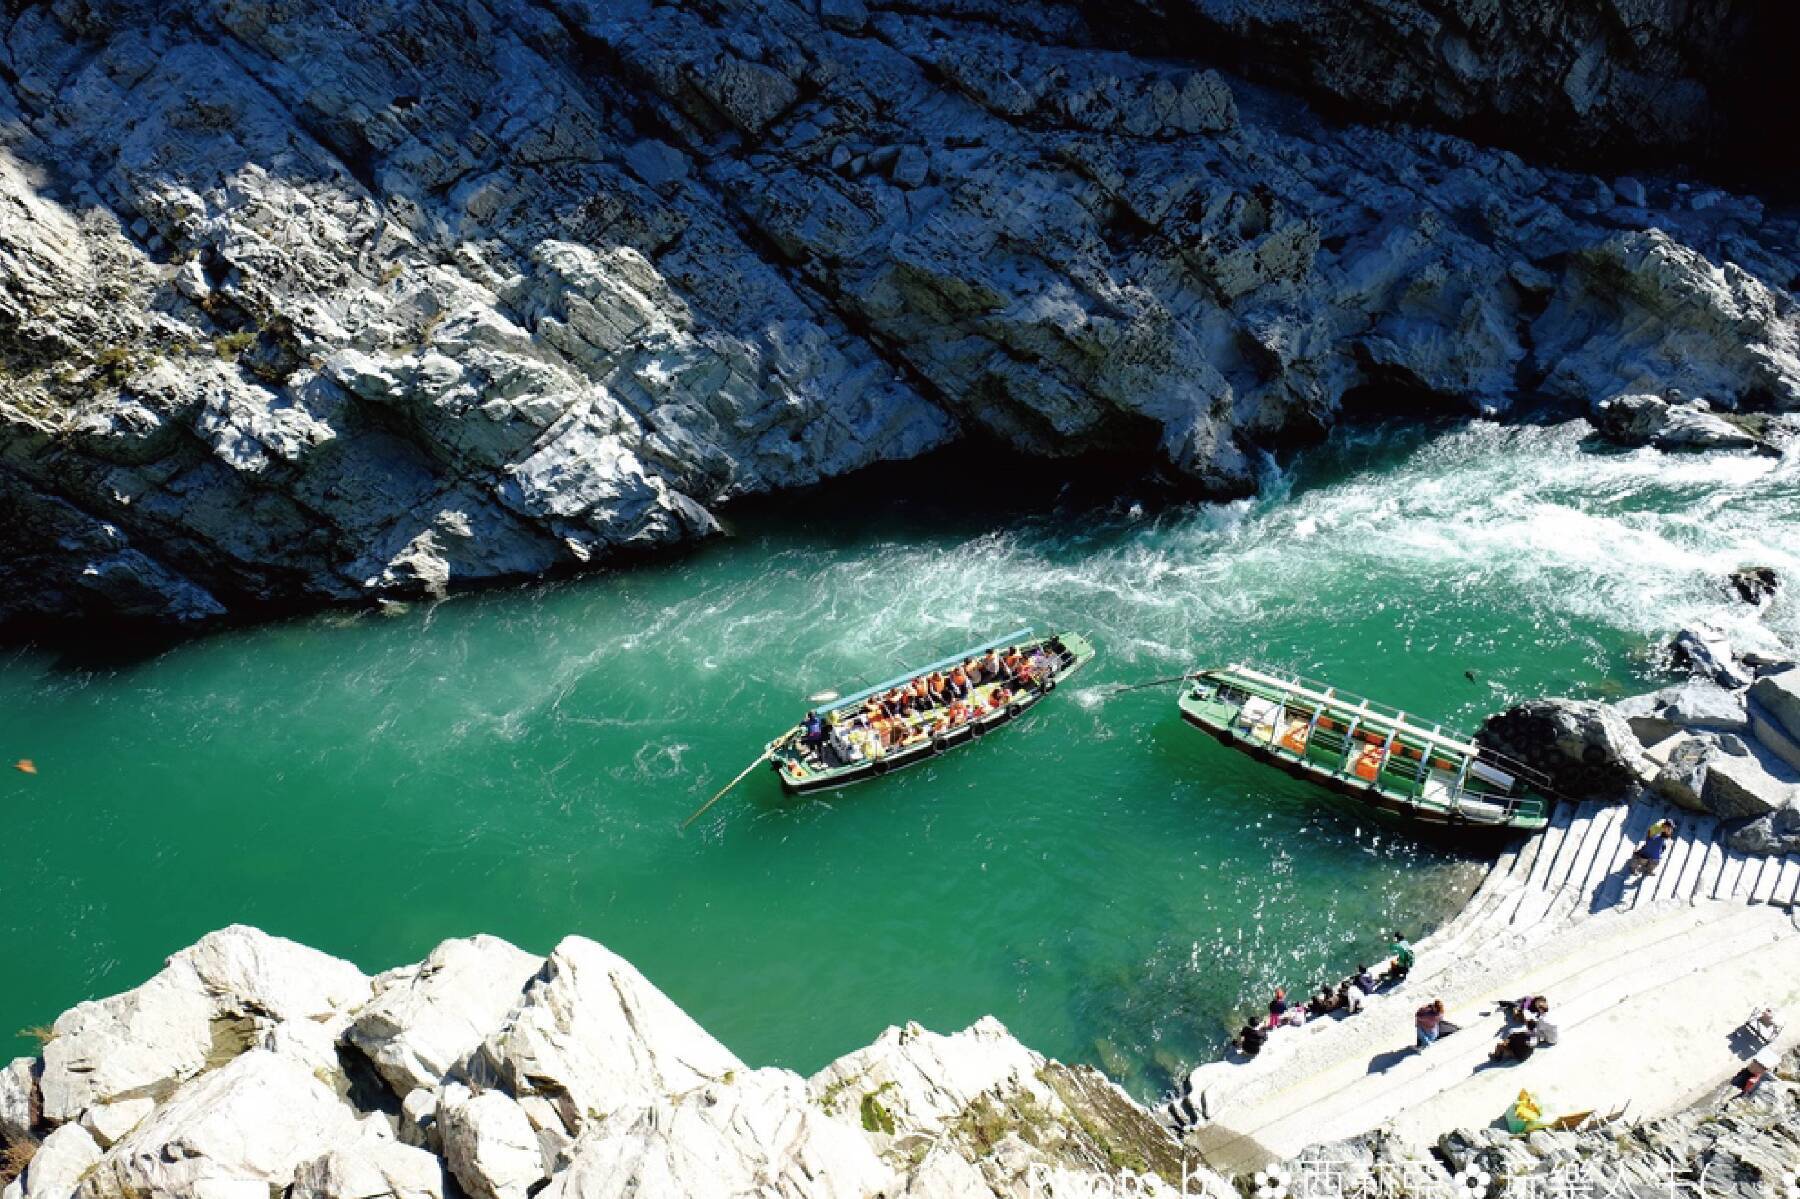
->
xmin=1162 ymin=801 xmax=1800 ymax=1175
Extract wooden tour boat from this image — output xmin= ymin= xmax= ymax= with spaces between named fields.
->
xmin=1177 ymin=663 xmax=1553 ymax=832
xmin=768 ymin=628 xmax=1095 ymax=794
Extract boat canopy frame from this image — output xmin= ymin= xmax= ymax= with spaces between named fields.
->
xmin=1206 ymin=661 xmax=1557 ymax=806
xmin=818 ymin=627 xmax=1035 ymax=716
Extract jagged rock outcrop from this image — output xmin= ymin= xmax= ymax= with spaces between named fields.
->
xmin=1119 ymin=1 xmax=1797 ymax=171
xmin=36 ymin=925 xmax=369 ymax=1123
xmin=3 ymin=0 xmax=1798 ymax=631
xmin=0 ymin=929 xmax=1220 ymax=1199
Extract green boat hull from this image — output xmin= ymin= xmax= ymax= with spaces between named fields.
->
xmin=1178 ymin=666 xmax=1552 ymax=834
xmin=771 ymin=631 xmax=1095 ymax=795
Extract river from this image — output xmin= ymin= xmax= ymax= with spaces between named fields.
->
xmin=3 ymin=419 xmax=1794 ymax=1098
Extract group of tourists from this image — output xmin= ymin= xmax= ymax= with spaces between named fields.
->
xmin=1233 ymin=933 xmax=1415 ymax=1058
xmin=799 ymin=641 xmax=1066 ymax=764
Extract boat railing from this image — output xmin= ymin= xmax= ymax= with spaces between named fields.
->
xmin=1221 ymin=661 xmax=1558 ymax=822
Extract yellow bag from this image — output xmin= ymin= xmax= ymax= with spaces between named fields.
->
xmin=1505 ymin=1090 xmax=1543 ymax=1134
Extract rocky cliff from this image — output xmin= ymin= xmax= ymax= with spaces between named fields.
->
xmin=0 ymin=926 xmax=1223 ymax=1199
xmin=4 ymin=0 xmax=1799 ymax=630
xmin=1110 ymin=1 xmax=1799 ymax=174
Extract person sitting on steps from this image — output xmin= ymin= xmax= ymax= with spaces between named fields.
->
xmin=1414 ymin=999 xmax=1445 ymax=1048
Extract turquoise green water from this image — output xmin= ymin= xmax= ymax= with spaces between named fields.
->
xmin=3 ymin=421 xmax=1795 ymax=1097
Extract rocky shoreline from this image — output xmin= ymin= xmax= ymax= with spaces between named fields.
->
xmin=0 ymin=926 xmax=1226 ymax=1199
xmin=4 ymin=922 xmax=1796 ymax=1199
xmin=5 ymin=0 xmax=1800 ymax=632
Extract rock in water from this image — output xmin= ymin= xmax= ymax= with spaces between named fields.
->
xmin=1667 ymin=626 xmax=1753 ymax=689
xmin=1476 ymin=699 xmax=1641 ymax=799
xmin=1727 ymin=566 xmax=1781 ymax=607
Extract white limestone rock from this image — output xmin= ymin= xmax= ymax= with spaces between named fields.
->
xmin=348 ymin=935 xmax=542 ymax=1097
xmin=76 ymin=1050 xmax=360 ymax=1199
xmin=471 ymin=937 xmax=742 ymax=1133
xmin=436 ymin=1086 xmax=545 ymax=1199
xmin=0 ymin=1058 xmax=36 ymax=1146
xmin=40 ymin=926 xmax=369 ymax=1123
xmin=76 ymin=1099 xmax=155 ymax=1150
xmin=537 ymin=1070 xmax=893 ymax=1199
xmin=1750 ymin=668 xmax=1800 ymax=746
xmin=291 ymin=1140 xmax=447 ymax=1199
xmin=17 ymin=1125 xmax=100 ymax=1199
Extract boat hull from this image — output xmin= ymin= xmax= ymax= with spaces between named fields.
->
xmin=1180 ymin=666 xmax=1548 ymax=835
xmin=772 ymin=632 xmax=1094 ymax=795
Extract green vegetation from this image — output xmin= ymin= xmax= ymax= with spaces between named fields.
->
xmin=859 ymin=1091 xmax=897 ymax=1136
xmin=93 ymin=345 xmax=137 ymax=387
xmin=213 ymin=331 xmax=257 ymax=360
xmin=16 ymin=1024 xmax=54 ymax=1045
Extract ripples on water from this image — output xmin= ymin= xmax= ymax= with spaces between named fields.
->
xmin=1 ymin=421 xmax=1794 ymax=1096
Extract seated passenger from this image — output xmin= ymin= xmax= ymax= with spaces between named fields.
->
xmin=988 ymin=685 xmax=1012 ymax=711
xmin=980 ymin=649 xmax=1005 ymax=682
xmin=909 ymin=679 xmax=933 ymax=711
xmin=948 ymin=668 xmax=971 ymax=699
xmin=927 ymin=672 xmax=950 ymax=707
xmin=962 ymin=657 xmax=984 ymax=686
xmin=880 ymin=689 xmax=907 ymax=718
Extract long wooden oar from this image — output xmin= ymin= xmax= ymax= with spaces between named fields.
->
xmin=681 ymin=737 xmax=790 ymax=829
xmin=1106 ymin=671 xmax=1197 ymax=695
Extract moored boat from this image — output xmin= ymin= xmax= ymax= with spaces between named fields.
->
xmin=1177 ymin=663 xmax=1553 ymax=832
xmin=769 ymin=628 xmax=1095 ymax=794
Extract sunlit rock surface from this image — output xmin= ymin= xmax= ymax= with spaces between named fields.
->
xmin=2 ymin=0 xmax=1797 ymax=629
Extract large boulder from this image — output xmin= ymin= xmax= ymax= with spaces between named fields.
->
xmin=40 ymin=927 xmax=369 ymax=1123
xmin=1750 ymin=667 xmax=1800 ymax=744
xmin=537 ymin=1070 xmax=893 ymax=1199
xmin=1701 ymin=742 xmax=1799 ymax=820
xmin=1727 ymin=566 xmax=1781 ymax=607
xmin=0 ymin=1058 xmax=36 ymax=1146
xmin=1726 ymin=799 xmax=1800 ymax=857
xmin=1476 ymin=699 xmax=1642 ymax=799
xmin=1591 ymin=394 xmax=1763 ymax=451
xmin=470 ymin=938 xmax=741 ymax=1136
xmin=1649 ymin=733 xmax=1798 ymax=818
xmin=17 ymin=1125 xmax=99 ymax=1199
xmin=348 ymin=936 xmax=542 ymax=1097
xmin=436 ymin=1086 xmax=546 ymax=1199
xmin=1668 ymin=626 xmax=1753 ymax=689
xmin=1615 ymin=681 xmax=1749 ymax=745
xmin=76 ymin=1050 xmax=362 ymax=1199
xmin=290 ymin=1142 xmax=447 ymax=1199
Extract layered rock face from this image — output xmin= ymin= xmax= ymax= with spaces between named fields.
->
xmin=3 ymin=0 xmax=1799 ymax=630
xmin=0 ymin=926 xmax=1221 ymax=1199
xmin=1121 ymin=0 xmax=1794 ymax=170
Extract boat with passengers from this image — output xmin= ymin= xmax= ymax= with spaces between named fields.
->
xmin=768 ymin=628 xmax=1095 ymax=794
xmin=1177 ymin=663 xmax=1553 ymax=832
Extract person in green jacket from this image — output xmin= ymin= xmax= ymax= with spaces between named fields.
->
xmin=1388 ymin=931 xmax=1415 ymax=981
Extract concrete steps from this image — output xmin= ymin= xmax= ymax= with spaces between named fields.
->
xmin=1189 ymin=900 xmax=1790 ymax=1171
xmin=1172 ymin=796 xmax=1800 ymax=1167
